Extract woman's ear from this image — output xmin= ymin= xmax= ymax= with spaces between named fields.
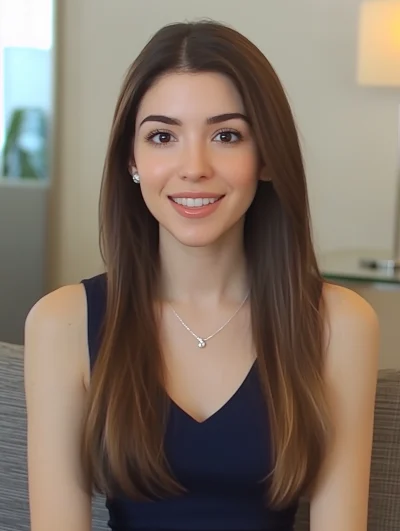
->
xmin=129 ymin=147 xmax=136 ymax=172
xmin=259 ymin=167 xmax=272 ymax=182
xmin=128 ymin=165 xmax=136 ymax=175
xmin=128 ymin=158 xmax=137 ymax=174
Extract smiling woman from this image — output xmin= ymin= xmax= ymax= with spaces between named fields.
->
xmin=24 ymin=19 xmax=378 ymax=531
xmin=132 ymin=72 xmax=264 ymax=246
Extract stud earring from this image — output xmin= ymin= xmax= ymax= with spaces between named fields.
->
xmin=129 ymin=167 xmax=140 ymax=184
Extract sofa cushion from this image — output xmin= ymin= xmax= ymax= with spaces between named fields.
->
xmin=0 ymin=342 xmax=29 ymax=531
xmin=368 ymin=369 xmax=400 ymax=530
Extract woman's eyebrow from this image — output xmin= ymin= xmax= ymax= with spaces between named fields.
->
xmin=139 ymin=112 xmax=250 ymax=127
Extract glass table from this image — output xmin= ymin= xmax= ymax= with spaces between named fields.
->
xmin=319 ymin=249 xmax=400 ymax=288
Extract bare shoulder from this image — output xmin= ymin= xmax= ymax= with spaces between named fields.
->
xmin=25 ymin=284 xmax=93 ymax=530
xmin=322 ymin=281 xmax=378 ymax=326
xmin=321 ymin=281 xmax=379 ymax=375
xmin=26 ymin=282 xmax=87 ymax=332
xmin=25 ymin=282 xmax=89 ymax=385
xmin=308 ymin=288 xmax=379 ymax=529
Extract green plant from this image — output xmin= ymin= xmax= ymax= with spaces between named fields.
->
xmin=2 ymin=107 xmax=48 ymax=179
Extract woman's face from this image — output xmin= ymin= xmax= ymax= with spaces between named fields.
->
xmin=133 ymin=71 xmax=264 ymax=248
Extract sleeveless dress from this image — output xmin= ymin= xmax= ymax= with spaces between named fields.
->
xmin=82 ymin=274 xmax=298 ymax=530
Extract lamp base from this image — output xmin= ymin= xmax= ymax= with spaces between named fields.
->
xmin=359 ymin=257 xmax=400 ymax=270
xmin=358 ymin=102 xmax=400 ymax=272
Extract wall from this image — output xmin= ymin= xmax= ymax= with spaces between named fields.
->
xmin=0 ymin=181 xmax=48 ymax=344
xmin=52 ymin=0 xmax=400 ymax=366
xmin=0 ymin=1 xmax=54 ymax=344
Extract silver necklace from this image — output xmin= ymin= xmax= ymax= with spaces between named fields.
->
xmin=169 ymin=291 xmax=250 ymax=349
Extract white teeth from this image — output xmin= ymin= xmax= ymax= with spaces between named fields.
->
xmin=171 ymin=197 xmax=219 ymax=207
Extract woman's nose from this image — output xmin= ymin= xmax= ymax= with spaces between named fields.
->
xmin=178 ymin=142 xmax=213 ymax=182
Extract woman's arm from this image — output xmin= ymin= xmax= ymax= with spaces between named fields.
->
xmin=310 ymin=284 xmax=379 ymax=531
xmin=24 ymin=284 xmax=92 ymax=531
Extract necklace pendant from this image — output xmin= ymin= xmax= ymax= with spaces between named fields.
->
xmin=197 ymin=338 xmax=206 ymax=348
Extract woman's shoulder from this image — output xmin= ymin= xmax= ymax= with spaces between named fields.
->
xmin=321 ymin=281 xmax=379 ymax=371
xmin=25 ymin=274 xmax=107 ymax=384
xmin=322 ymin=282 xmax=378 ymax=331
xmin=24 ymin=283 xmax=94 ymax=529
xmin=25 ymin=280 xmax=94 ymax=387
xmin=26 ymin=281 xmax=89 ymax=332
xmin=26 ymin=273 xmax=106 ymax=331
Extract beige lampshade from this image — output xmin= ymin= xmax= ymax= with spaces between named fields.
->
xmin=357 ymin=1 xmax=400 ymax=86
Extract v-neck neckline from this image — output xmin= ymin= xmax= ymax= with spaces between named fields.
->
xmin=169 ymin=361 xmax=257 ymax=425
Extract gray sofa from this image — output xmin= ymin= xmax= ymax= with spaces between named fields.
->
xmin=1 ymin=341 xmax=400 ymax=530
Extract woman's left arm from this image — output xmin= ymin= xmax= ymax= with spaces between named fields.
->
xmin=310 ymin=285 xmax=380 ymax=531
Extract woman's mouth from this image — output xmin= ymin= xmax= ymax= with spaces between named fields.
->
xmin=168 ymin=194 xmax=224 ymax=218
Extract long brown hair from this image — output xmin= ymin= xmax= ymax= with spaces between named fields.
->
xmin=81 ymin=20 xmax=330 ymax=508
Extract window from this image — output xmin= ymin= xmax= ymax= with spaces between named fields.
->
xmin=0 ymin=0 xmax=53 ymax=150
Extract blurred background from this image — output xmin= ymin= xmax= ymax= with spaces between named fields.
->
xmin=0 ymin=0 xmax=54 ymax=345
xmin=1 ymin=0 xmax=399 ymax=368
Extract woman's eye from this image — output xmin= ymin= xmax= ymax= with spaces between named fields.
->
xmin=214 ymin=131 xmax=241 ymax=143
xmin=145 ymin=131 xmax=174 ymax=146
xmin=153 ymin=132 xmax=172 ymax=144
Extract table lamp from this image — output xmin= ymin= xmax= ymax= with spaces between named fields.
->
xmin=357 ymin=0 xmax=400 ymax=269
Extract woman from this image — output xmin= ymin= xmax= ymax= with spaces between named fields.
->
xmin=24 ymin=20 xmax=379 ymax=531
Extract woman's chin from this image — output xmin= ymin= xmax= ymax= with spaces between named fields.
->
xmin=161 ymin=225 xmax=227 ymax=249
xmin=172 ymin=233 xmax=222 ymax=249
xmin=159 ymin=217 xmax=245 ymax=249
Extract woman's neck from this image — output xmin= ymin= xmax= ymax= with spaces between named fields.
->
xmin=159 ymin=225 xmax=249 ymax=306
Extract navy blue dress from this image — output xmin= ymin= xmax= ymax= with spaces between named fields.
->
xmin=82 ymin=274 xmax=298 ymax=530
